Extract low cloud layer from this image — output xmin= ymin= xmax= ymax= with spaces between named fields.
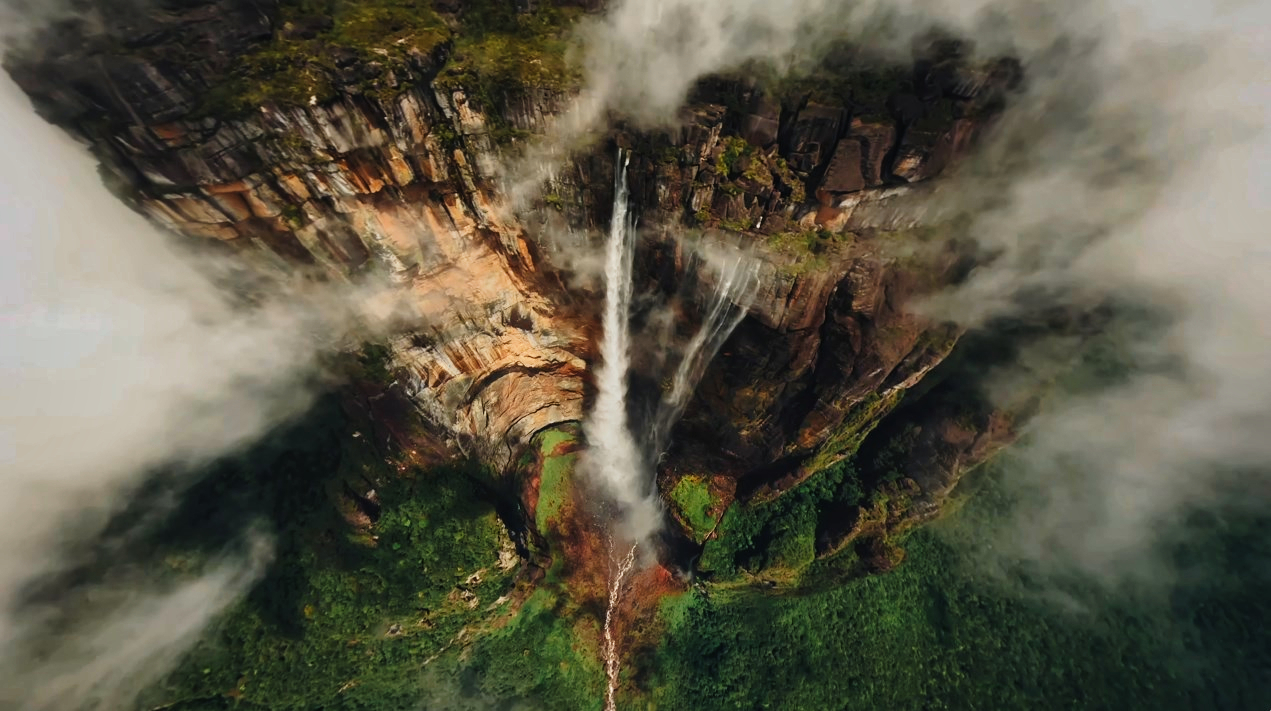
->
xmin=910 ymin=0 xmax=1271 ymax=586
xmin=0 ymin=65 xmax=372 ymax=709
xmin=4 ymin=535 xmax=273 ymax=711
xmin=1 ymin=1 xmax=1267 ymax=707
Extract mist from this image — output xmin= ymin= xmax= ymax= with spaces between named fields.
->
xmin=0 ymin=67 xmax=347 ymax=709
xmin=1 ymin=0 xmax=1267 ymax=705
xmin=910 ymin=0 xmax=1271 ymax=587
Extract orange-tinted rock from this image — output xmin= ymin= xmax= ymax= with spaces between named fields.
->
xmin=205 ymin=191 xmax=254 ymax=222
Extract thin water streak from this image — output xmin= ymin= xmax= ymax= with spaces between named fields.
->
xmin=603 ymin=542 xmax=638 ymax=711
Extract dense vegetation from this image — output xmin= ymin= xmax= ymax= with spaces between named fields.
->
xmin=668 ymin=474 xmax=719 ymax=542
xmin=649 ymin=462 xmax=1271 ymax=710
xmin=198 ymin=0 xmax=453 ymax=115
xmin=198 ymin=0 xmax=584 ymax=120
xmin=136 ymin=399 xmax=525 ymax=710
xmin=697 ymin=460 xmax=866 ymax=585
xmin=104 ymin=398 xmax=1270 ymax=711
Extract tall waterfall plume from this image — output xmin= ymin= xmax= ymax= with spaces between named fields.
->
xmin=589 ymin=151 xmax=760 ymax=710
xmin=583 ymin=149 xmax=661 ymax=546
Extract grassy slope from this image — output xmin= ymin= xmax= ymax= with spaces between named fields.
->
xmin=534 ymin=426 xmax=579 ymax=533
xmin=668 ymin=475 xmax=719 ymax=542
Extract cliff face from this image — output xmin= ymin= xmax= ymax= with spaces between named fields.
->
xmin=5 ymin=0 xmax=1021 ymax=581
xmin=10 ymin=0 xmax=597 ymax=468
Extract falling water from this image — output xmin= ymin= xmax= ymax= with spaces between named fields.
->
xmin=586 ymin=149 xmax=658 ymax=540
xmin=603 ymin=542 xmax=638 ymax=711
xmin=589 ymin=149 xmax=652 ymax=711
xmin=652 ymin=248 xmax=760 ymax=452
xmin=590 ymin=151 xmax=758 ymax=710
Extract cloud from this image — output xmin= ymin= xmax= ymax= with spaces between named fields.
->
xmin=505 ymin=0 xmax=855 ymax=203
xmin=0 ymin=47 xmax=382 ymax=710
xmin=887 ymin=0 xmax=1271 ymax=586
xmin=1 ymin=6 xmax=1266 ymax=711
xmin=1 ymin=534 xmax=273 ymax=711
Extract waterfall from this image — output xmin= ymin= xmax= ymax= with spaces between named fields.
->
xmin=584 ymin=148 xmax=661 ymax=544
xmin=589 ymin=149 xmax=655 ymax=711
xmin=651 ymin=247 xmax=760 ymax=453
xmin=589 ymin=151 xmax=758 ymax=710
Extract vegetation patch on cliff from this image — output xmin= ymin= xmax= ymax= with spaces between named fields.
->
xmin=530 ymin=425 xmax=581 ymax=533
xmin=763 ymin=228 xmax=852 ymax=275
xmin=438 ymin=1 xmax=583 ymax=92
xmin=802 ymin=389 xmax=906 ymax=475
xmin=436 ymin=0 xmax=584 ymax=142
xmin=697 ymin=460 xmax=866 ymax=586
xmin=668 ymin=474 xmax=720 ymax=542
xmin=198 ymin=0 xmax=452 ymax=116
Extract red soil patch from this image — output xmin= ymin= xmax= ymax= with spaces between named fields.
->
xmin=548 ymin=481 xmax=613 ymax=610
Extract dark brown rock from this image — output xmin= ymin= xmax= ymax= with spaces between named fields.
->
xmin=784 ymin=103 xmax=846 ymax=174
xmin=6 ymin=0 xmax=278 ymax=126
xmin=891 ymin=117 xmax=978 ymax=184
xmin=740 ymin=113 xmax=780 ymax=148
xmin=740 ymin=93 xmax=781 ymax=147
xmin=820 ymin=138 xmax=865 ymax=193
xmin=892 ymin=129 xmax=950 ymax=183
xmin=849 ymin=119 xmax=897 ymax=186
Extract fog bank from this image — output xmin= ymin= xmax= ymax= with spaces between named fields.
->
xmin=0 ymin=64 xmax=351 ymax=709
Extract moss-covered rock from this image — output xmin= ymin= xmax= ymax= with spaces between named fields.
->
xmin=667 ymin=474 xmax=722 ymax=543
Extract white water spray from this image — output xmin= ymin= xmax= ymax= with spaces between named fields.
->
xmin=588 ymin=150 xmax=654 ymax=710
xmin=585 ymin=149 xmax=662 ymax=544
